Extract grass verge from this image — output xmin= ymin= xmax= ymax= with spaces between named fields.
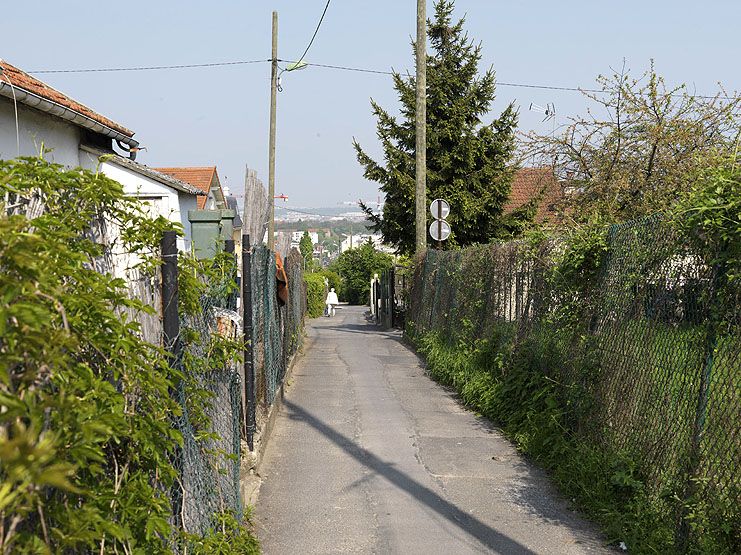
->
xmin=410 ymin=327 xmax=737 ymax=554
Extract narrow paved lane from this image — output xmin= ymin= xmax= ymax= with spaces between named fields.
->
xmin=254 ymin=306 xmax=608 ymax=554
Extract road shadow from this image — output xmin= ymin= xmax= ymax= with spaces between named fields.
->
xmin=282 ymin=398 xmax=538 ymax=554
xmin=314 ymin=324 xmax=399 ymax=337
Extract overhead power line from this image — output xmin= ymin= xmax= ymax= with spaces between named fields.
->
xmin=282 ymin=60 xmax=394 ymax=76
xmin=27 ymin=58 xmax=738 ymax=100
xmin=29 ymin=59 xmax=270 ymax=74
xmin=277 ymin=206 xmax=329 ymax=218
xmin=293 ymin=0 xmax=332 ymax=68
xmin=278 ymin=59 xmax=737 ymax=99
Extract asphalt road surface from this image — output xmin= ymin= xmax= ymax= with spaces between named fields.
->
xmin=254 ymin=306 xmax=610 ymax=554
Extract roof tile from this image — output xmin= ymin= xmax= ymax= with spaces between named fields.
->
xmin=0 ymin=59 xmax=133 ymax=136
xmin=154 ymin=167 xmax=218 ymax=209
xmin=504 ymin=167 xmax=562 ymax=224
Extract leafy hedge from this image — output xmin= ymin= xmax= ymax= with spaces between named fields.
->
xmin=304 ymin=273 xmax=326 ymax=318
xmin=329 ymin=241 xmax=393 ymax=304
xmin=407 ymin=153 xmax=741 ymax=554
xmin=0 ymin=158 xmax=258 ymax=553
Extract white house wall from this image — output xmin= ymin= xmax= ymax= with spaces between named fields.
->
xmin=177 ymin=192 xmax=197 ymax=251
xmin=79 ymin=150 xmax=193 ymax=251
xmin=0 ymin=97 xmax=81 ymax=165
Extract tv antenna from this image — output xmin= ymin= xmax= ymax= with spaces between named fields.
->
xmin=530 ymin=102 xmax=557 ymax=141
xmin=529 ymin=102 xmax=556 ymax=122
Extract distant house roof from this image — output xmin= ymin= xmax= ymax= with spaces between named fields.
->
xmin=0 ymin=59 xmax=136 ymax=145
xmin=504 ymin=167 xmax=562 ymax=224
xmin=154 ymin=167 xmax=220 ymax=209
xmin=80 ymin=146 xmax=205 ymax=197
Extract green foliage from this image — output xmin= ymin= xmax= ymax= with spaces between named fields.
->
xmin=183 ymin=511 xmax=259 ymax=554
xmin=304 ymin=273 xmax=326 ymax=318
xmin=330 ymin=241 xmax=393 ymax=304
xmin=406 ymin=165 xmax=741 ymax=553
xmin=354 ymin=0 xmax=521 ymax=254
xmin=0 ymin=157 xmax=178 ymax=553
xmin=299 ymin=231 xmax=313 ymax=266
xmin=318 ymin=269 xmax=342 ymax=299
xmin=525 ymin=62 xmax=741 ymax=223
xmin=0 ymin=157 xmax=258 ymax=553
xmin=676 ymin=151 xmax=741 ymax=285
xmin=412 ymin=331 xmax=687 ymax=554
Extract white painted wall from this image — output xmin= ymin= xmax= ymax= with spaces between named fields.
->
xmin=0 ymin=96 xmax=198 ymax=252
xmin=79 ymin=150 xmax=195 ymax=252
xmin=177 ymin=191 xmax=198 ymax=251
xmin=0 ymin=97 xmax=81 ymax=165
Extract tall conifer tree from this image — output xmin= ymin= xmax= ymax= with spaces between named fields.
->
xmin=354 ymin=0 xmax=519 ymax=254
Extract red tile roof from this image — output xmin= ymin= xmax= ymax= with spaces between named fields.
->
xmin=504 ymin=167 xmax=562 ymax=224
xmin=0 ymin=59 xmax=133 ymax=137
xmin=154 ymin=167 xmax=218 ymax=209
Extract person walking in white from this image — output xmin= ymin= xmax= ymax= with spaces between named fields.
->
xmin=325 ymin=288 xmax=339 ymax=317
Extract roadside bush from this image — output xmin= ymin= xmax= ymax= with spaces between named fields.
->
xmin=329 ymin=241 xmax=393 ymax=304
xmin=0 ymin=158 xmax=178 ymax=553
xmin=407 ymin=157 xmax=741 ymax=553
xmin=319 ymin=269 xmax=342 ymax=299
xmin=0 ymin=157 xmax=259 ymax=553
xmin=304 ymin=272 xmax=326 ymax=317
xmin=413 ymin=330 xmax=674 ymax=553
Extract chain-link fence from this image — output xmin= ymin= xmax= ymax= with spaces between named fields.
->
xmin=171 ymin=283 xmax=243 ymax=538
xmin=407 ymin=216 xmax=739 ymax=552
xmin=161 ymin=241 xmax=306 ymax=541
xmin=248 ymin=247 xmax=305 ymax=433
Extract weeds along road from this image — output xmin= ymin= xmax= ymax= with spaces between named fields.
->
xmin=254 ymin=306 xmax=610 ymax=554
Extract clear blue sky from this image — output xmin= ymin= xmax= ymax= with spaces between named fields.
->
xmin=4 ymin=1 xmax=739 ymax=206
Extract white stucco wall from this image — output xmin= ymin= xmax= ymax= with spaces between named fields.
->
xmin=79 ymin=149 xmax=195 ymax=252
xmin=0 ymin=97 xmax=81 ymax=165
xmin=178 ymin=191 xmax=198 ymax=251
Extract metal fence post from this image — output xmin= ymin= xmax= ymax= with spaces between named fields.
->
xmin=161 ymin=231 xmax=180 ymax=360
xmin=160 ymin=230 xmax=182 ymax=529
xmin=390 ymin=267 xmax=396 ymax=328
xmin=374 ymin=278 xmax=380 ymax=324
xmin=676 ymin=262 xmax=723 ymax=550
xmin=242 ymin=234 xmax=256 ymax=451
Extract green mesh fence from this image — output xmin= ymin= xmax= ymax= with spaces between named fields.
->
xmin=249 ymin=247 xmax=305 ymax=421
xmin=283 ymin=249 xmax=306 ymax=362
xmin=407 ymin=216 xmax=740 ymax=551
xmin=167 ymin=244 xmax=305 ymax=541
xmin=171 ymin=268 xmax=243 ymax=539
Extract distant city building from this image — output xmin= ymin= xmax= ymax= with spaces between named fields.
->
xmin=339 ymin=234 xmax=394 ymax=254
xmin=290 ymin=231 xmax=319 ymax=250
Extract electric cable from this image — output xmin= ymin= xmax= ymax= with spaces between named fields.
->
xmin=279 ymin=59 xmax=737 ymax=100
xmin=293 ymin=0 xmax=332 ymax=69
xmin=26 ymin=58 xmax=738 ymax=101
xmin=29 ymin=59 xmax=270 ymax=74
xmin=277 ymin=206 xmax=329 ymax=218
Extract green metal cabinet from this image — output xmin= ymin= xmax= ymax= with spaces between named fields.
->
xmin=188 ymin=209 xmax=235 ymax=259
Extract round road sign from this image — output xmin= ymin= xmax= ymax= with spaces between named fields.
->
xmin=429 ymin=198 xmax=450 ymax=220
xmin=429 ymin=220 xmax=451 ymax=242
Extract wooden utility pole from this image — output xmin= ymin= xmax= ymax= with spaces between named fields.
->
xmin=415 ymin=0 xmax=427 ymax=255
xmin=268 ymin=11 xmax=278 ymax=250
